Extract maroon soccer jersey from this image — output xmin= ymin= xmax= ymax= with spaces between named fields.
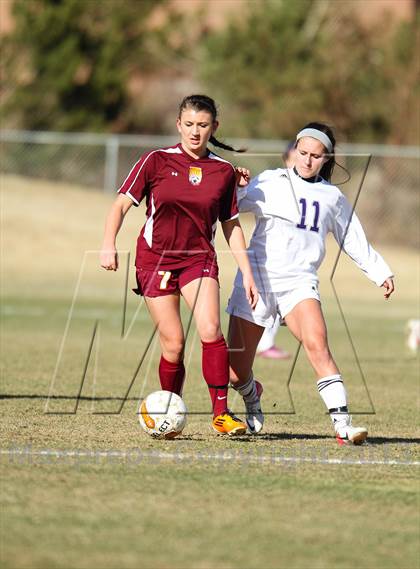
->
xmin=118 ymin=143 xmax=239 ymax=269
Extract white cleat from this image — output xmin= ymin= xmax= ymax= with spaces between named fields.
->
xmin=335 ymin=417 xmax=368 ymax=445
xmin=245 ymin=380 xmax=264 ymax=434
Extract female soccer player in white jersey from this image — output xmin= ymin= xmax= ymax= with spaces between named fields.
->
xmin=227 ymin=122 xmax=395 ymax=443
xmin=100 ymin=94 xmax=258 ymax=436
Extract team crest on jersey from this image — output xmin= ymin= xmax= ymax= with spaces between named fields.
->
xmin=189 ymin=166 xmax=202 ymax=186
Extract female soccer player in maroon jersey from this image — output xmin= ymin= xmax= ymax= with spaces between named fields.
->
xmin=100 ymin=95 xmax=258 ymax=435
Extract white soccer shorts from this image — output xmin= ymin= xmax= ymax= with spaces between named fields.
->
xmin=226 ymin=284 xmax=321 ymax=328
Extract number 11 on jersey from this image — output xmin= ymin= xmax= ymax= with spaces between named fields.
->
xmin=297 ymin=198 xmax=320 ymax=233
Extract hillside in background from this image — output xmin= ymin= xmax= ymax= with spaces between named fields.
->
xmin=1 ymin=0 xmax=419 ymax=144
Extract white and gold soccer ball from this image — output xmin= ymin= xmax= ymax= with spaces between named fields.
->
xmin=138 ymin=390 xmax=187 ymax=439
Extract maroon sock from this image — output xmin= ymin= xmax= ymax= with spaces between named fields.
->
xmin=158 ymin=356 xmax=185 ymax=396
xmin=202 ymin=336 xmax=229 ymax=417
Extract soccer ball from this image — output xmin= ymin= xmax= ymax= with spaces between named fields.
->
xmin=138 ymin=390 xmax=187 ymax=439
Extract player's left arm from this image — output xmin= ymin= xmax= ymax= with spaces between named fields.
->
xmin=381 ymin=277 xmax=395 ymax=299
xmin=222 ymin=218 xmax=258 ymax=309
xmin=333 ymin=194 xmax=395 ymax=299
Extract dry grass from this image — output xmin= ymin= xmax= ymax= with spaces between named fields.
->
xmin=1 ymin=174 xmax=419 ymax=569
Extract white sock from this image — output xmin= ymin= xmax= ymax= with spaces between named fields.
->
xmin=231 ymin=373 xmax=258 ymax=403
xmin=317 ymin=375 xmax=349 ymax=427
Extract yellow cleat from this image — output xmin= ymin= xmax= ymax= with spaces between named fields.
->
xmin=212 ymin=411 xmax=247 ymax=436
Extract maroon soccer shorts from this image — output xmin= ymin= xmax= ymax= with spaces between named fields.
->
xmin=134 ymin=256 xmax=219 ymax=297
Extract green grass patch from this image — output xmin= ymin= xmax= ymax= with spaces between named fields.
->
xmin=1 ymin=176 xmax=419 ymax=568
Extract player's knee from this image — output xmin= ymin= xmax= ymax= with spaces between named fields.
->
xmin=161 ymin=336 xmax=184 ymax=360
xmin=303 ymin=335 xmax=329 ymax=358
xmin=199 ymin=321 xmax=222 ymax=343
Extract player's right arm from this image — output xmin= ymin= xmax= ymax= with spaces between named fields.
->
xmin=101 ymin=150 xmax=155 ymax=271
xmin=100 ymin=194 xmax=133 ymax=271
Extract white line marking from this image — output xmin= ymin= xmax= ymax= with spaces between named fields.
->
xmin=1 ymin=306 xmax=46 ymax=316
xmin=1 ymin=448 xmax=418 ymax=467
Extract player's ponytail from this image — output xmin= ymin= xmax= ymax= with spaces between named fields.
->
xmin=209 ymin=135 xmax=245 ymax=153
xmin=178 ymin=94 xmax=245 ymax=153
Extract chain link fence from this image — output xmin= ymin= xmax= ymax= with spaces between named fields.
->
xmin=1 ymin=130 xmax=419 ymax=248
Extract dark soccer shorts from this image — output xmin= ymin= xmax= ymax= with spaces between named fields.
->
xmin=134 ymin=257 xmax=219 ymax=297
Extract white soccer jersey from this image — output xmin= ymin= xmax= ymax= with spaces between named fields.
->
xmin=234 ymin=167 xmax=393 ymax=293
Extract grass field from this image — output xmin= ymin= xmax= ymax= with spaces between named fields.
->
xmin=1 ymin=174 xmax=419 ymax=569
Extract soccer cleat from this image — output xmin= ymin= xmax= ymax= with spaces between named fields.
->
xmin=245 ymin=380 xmax=264 ymax=434
xmin=334 ymin=416 xmax=368 ymax=445
xmin=212 ymin=411 xmax=247 ymax=436
xmin=257 ymin=346 xmax=290 ymax=360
